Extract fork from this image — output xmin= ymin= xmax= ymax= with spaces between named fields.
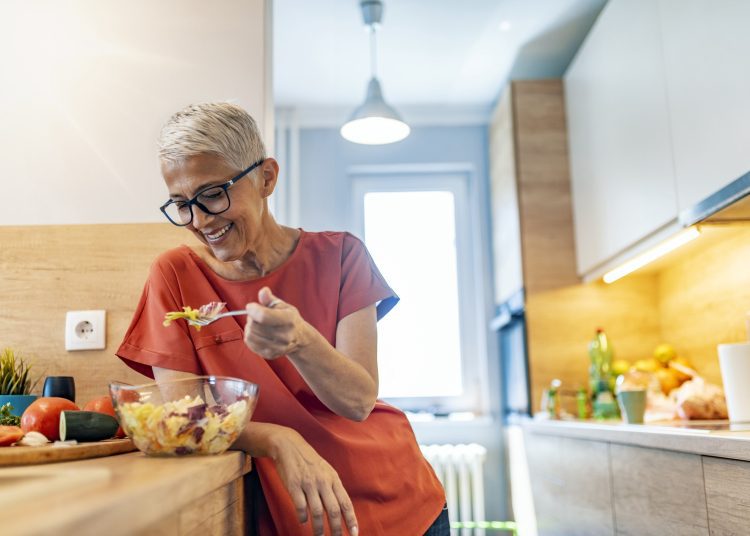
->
xmin=187 ymin=299 xmax=282 ymax=327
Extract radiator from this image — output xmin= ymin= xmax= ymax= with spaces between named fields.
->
xmin=420 ymin=443 xmax=487 ymax=536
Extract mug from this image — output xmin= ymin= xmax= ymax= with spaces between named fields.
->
xmin=718 ymin=342 xmax=750 ymax=422
xmin=616 ymin=389 xmax=647 ymax=424
xmin=43 ymin=376 xmax=76 ymax=402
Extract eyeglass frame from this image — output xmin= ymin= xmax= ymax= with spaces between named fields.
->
xmin=159 ymin=158 xmax=265 ymax=227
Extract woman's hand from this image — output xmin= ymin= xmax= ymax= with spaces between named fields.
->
xmin=271 ymin=427 xmax=359 ymax=536
xmin=244 ymin=286 xmax=379 ymax=421
xmin=244 ymin=286 xmax=309 ymax=360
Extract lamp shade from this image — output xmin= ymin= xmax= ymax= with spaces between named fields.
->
xmin=340 ymin=77 xmax=410 ymax=145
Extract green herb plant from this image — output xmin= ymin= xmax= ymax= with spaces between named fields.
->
xmin=0 ymin=402 xmax=20 ymax=426
xmin=0 ymin=347 xmax=39 ymax=395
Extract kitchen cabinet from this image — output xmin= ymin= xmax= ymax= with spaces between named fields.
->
xmin=703 ymin=456 xmax=750 ymax=533
xmin=657 ymin=0 xmax=750 ymax=214
xmin=610 ymin=444 xmax=708 ymax=535
xmin=488 ymin=80 xmax=578 ymax=305
xmin=525 ymin=434 xmax=614 ymax=535
xmin=523 ymin=419 xmax=750 ymax=536
xmin=565 ymin=0 xmax=678 ymax=276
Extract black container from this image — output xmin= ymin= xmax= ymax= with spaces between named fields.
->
xmin=43 ymin=376 xmax=76 ymax=402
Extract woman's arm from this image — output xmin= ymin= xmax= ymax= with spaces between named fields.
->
xmin=244 ymin=287 xmax=378 ymax=421
xmin=152 ymin=367 xmax=359 ymax=536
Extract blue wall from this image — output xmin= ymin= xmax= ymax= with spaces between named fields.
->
xmin=298 ymin=125 xmax=490 ymax=234
xmin=295 ymin=123 xmax=510 ymax=522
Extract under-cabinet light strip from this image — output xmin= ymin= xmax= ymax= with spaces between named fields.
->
xmin=602 ymin=227 xmax=701 ymax=284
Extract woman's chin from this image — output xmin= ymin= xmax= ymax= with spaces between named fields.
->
xmin=207 ymin=244 xmax=235 ymax=262
xmin=202 ymin=226 xmax=236 ymax=258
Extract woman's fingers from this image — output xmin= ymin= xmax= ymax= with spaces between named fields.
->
xmin=333 ymin=480 xmax=359 ymax=536
xmin=302 ymin=483 xmax=327 ymax=536
xmin=246 ymin=302 xmax=289 ymax=325
xmin=319 ymin=486 xmax=344 ymax=536
xmin=300 ymin=481 xmax=355 ymax=536
xmin=244 ymin=321 xmax=294 ymax=359
xmin=273 ymin=430 xmax=358 ymax=536
xmin=249 ymin=318 xmax=295 ymax=341
xmin=290 ymin=487 xmax=310 ymax=525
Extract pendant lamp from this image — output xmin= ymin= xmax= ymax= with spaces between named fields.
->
xmin=340 ymin=0 xmax=410 ymax=145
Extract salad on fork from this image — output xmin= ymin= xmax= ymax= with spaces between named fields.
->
xmin=163 ymin=301 xmax=230 ymax=330
xmin=163 ymin=299 xmax=281 ymax=330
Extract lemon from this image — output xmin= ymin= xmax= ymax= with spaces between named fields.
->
xmin=611 ymin=359 xmax=630 ymax=377
xmin=633 ymin=357 xmax=662 ymax=373
xmin=653 ymin=343 xmax=677 ymax=364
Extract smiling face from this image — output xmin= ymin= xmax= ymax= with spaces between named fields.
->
xmin=161 ymin=153 xmax=270 ymax=263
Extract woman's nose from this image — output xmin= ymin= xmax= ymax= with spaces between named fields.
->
xmin=190 ymin=205 xmax=213 ymax=229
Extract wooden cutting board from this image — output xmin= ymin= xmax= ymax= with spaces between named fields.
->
xmin=0 ymin=438 xmax=136 ymax=466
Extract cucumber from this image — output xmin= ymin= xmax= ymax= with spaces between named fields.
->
xmin=59 ymin=411 xmax=119 ymax=442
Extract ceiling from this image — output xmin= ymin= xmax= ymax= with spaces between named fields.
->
xmin=273 ymin=0 xmax=607 ymax=118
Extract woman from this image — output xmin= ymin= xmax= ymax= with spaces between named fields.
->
xmin=117 ymin=102 xmax=448 ymax=535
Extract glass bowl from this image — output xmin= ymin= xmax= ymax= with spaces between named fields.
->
xmin=109 ymin=376 xmax=258 ymax=456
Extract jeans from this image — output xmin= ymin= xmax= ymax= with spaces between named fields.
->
xmin=423 ymin=504 xmax=450 ymax=536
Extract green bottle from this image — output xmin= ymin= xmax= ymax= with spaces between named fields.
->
xmin=589 ymin=328 xmax=618 ymax=419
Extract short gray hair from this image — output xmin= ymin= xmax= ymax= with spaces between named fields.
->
xmin=158 ymin=102 xmax=266 ymax=171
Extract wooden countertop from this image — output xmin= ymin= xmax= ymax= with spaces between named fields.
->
xmin=1 ymin=450 xmax=252 ymax=536
xmin=523 ymin=417 xmax=750 ymax=462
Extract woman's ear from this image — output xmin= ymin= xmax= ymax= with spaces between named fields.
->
xmin=259 ymin=158 xmax=280 ymax=197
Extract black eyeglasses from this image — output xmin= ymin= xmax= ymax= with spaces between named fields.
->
xmin=160 ymin=159 xmax=265 ymax=226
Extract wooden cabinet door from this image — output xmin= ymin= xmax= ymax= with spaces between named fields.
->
xmin=525 ymin=432 xmax=614 ymax=536
xmin=703 ymin=456 xmax=750 ymax=534
xmin=565 ymin=0 xmax=678 ymax=275
xmin=610 ymin=444 xmax=708 ymax=535
xmin=658 ymin=0 xmax=750 ymax=214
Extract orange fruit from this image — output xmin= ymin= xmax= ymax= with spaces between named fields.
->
xmin=655 ymin=368 xmax=681 ymax=395
xmin=669 ymin=356 xmax=694 ymax=383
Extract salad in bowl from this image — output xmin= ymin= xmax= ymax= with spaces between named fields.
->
xmin=110 ymin=376 xmax=258 ymax=456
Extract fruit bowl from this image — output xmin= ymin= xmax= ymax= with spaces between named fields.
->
xmin=109 ymin=376 xmax=258 ymax=456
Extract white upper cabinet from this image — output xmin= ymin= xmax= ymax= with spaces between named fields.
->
xmin=565 ymin=0 xmax=678 ymax=275
xmin=658 ymin=0 xmax=750 ymax=214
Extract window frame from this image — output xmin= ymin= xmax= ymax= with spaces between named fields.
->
xmin=349 ymin=163 xmax=490 ymax=415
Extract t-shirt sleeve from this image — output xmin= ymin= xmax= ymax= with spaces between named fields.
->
xmin=338 ymin=233 xmax=399 ymax=322
xmin=116 ymin=258 xmax=204 ymax=379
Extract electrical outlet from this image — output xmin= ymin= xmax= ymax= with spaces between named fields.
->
xmin=65 ymin=310 xmax=106 ymax=351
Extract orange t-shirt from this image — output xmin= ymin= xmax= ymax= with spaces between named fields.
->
xmin=116 ymin=230 xmax=445 ymax=535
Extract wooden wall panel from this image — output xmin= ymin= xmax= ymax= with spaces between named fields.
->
xmin=512 ymin=80 xmax=579 ymax=295
xmin=526 ymin=274 xmax=661 ymax=413
xmin=658 ymin=226 xmax=750 ymax=386
xmin=0 ymin=223 xmax=200 ymax=405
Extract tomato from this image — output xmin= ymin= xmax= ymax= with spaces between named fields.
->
xmin=84 ymin=395 xmax=125 ymax=438
xmin=0 ymin=425 xmax=24 ymax=446
xmin=21 ymin=397 xmax=79 ymax=441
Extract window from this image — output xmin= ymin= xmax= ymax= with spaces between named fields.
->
xmin=351 ymin=166 xmax=488 ymax=414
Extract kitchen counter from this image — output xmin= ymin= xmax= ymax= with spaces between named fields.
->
xmin=521 ymin=417 xmax=750 ymax=535
xmin=1 ymin=450 xmax=252 ymax=536
xmin=524 ymin=417 xmax=750 ymax=461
